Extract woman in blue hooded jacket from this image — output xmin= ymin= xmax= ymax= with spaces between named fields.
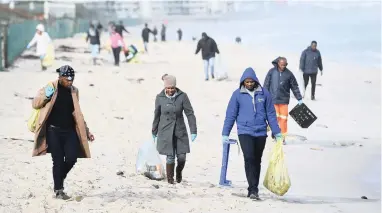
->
xmin=222 ymin=67 xmax=282 ymax=200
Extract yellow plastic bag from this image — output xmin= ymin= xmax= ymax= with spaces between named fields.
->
xmin=42 ymin=44 xmax=55 ymax=67
xmin=27 ymin=109 xmax=40 ymax=132
xmin=263 ymin=139 xmax=291 ymax=196
xmin=27 ymin=82 xmax=54 ymax=133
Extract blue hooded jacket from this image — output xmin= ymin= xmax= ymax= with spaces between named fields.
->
xmin=222 ymin=67 xmax=281 ymax=137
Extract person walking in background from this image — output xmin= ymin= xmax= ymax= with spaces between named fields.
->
xmin=108 ymin=21 xmax=115 ymax=35
xmin=299 ymin=41 xmax=323 ymax=100
xmin=115 ymin=20 xmax=130 ymax=37
xmin=222 ymin=67 xmax=282 ymax=200
xmin=26 ymin=24 xmax=53 ymax=71
xmin=177 ymin=28 xmax=183 ymax=41
xmin=195 ymin=32 xmax=220 ymax=81
xmin=86 ymin=23 xmax=101 ymax=65
xmin=153 ymin=26 xmax=158 ymax=42
xmin=110 ymin=26 xmax=124 ymax=66
xmin=161 ymin=24 xmax=166 ymax=42
xmin=142 ymin=23 xmax=153 ymax=53
xmin=263 ymin=57 xmax=303 ymax=143
xmin=31 ymin=65 xmax=95 ymax=200
xmin=152 ymin=75 xmax=197 ymax=184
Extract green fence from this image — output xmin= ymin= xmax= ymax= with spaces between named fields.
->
xmin=0 ymin=29 xmax=3 ymax=71
xmin=6 ymin=20 xmax=39 ymax=68
xmin=1 ymin=18 xmax=141 ymax=71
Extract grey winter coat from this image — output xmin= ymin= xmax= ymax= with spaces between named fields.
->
xmin=299 ymin=46 xmax=323 ymax=74
xmin=152 ymin=89 xmax=197 ymax=156
xmin=264 ymin=58 xmax=302 ymax=105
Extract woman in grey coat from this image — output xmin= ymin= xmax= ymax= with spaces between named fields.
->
xmin=152 ymin=75 xmax=197 ymax=184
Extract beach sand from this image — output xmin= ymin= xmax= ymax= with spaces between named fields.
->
xmin=0 ymin=31 xmax=380 ymax=213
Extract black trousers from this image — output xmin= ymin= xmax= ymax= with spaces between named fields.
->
xmin=238 ymin=134 xmax=267 ymax=194
xmin=112 ymin=47 xmax=121 ymax=66
xmin=161 ymin=35 xmax=166 ymax=42
xmin=303 ymin=73 xmax=317 ymax=97
xmin=47 ymin=125 xmax=79 ymax=190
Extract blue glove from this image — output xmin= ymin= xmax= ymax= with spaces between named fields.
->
xmin=298 ymin=99 xmax=303 ymax=105
xmin=40 ymin=54 xmax=45 ymax=60
xmin=222 ymin=135 xmax=229 ymax=144
xmin=191 ymin=134 xmax=197 ymax=142
xmin=26 ymin=44 xmax=30 ymax=49
xmin=152 ymin=134 xmax=157 ymax=141
xmin=44 ymin=85 xmax=54 ymax=98
xmin=275 ymin=133 xmax=284 ymax=142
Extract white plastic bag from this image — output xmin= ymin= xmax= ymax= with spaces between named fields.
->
xmin=215 ymin=54 xmax=228 ymax=81
xmin=298 ymin=70 xmax=306 ymax=97
xmin=136 ymin=140 xmax=165 ymax=180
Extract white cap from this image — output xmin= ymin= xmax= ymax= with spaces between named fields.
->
xmin=36 ymin=24 xmax=45 ymax=32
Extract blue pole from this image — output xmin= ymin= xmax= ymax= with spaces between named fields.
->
xmin=219 ymin=139 xmax=237 ymax=186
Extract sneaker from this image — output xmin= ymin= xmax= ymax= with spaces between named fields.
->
xmin=211 ymin=74 xmax=215 ymax=79
xmin=311 ymin=96 xmax=315 ymax=101
xmin=249 ymin=193 xmax=260 ymax=200
xmin=205 ymin=78 xmax=209 ymax=81
xmin=55 ymin=189 xmax=71 ymax=200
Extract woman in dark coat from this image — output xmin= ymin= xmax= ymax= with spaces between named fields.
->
xmin=152 ymin=75 xmax=197 ymax=184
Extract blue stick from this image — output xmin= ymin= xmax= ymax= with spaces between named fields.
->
xmin=219 ymin=139 xmax=237 ymax=186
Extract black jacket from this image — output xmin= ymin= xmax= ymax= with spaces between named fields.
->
xmin=142 ymin=27 xmax=152 ymax=42
xmin=195 ymin=36 xmax=220 ymax=60
xmin=86 ymin=28 xmax=100 ymax=45
xmin=115 ymin=25 xmax=129 ymax=37
xmin=263 ymin=57 xmax=302 ymax=104
xmin=299 ymin=46 xmax=323 ymax=74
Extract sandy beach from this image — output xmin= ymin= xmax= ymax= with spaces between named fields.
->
xmin=0 ymin=29 xmax=380 ymax=213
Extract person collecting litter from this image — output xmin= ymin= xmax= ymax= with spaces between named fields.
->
xmin=222 ymin=67 xmax=282 ymax=200
xmin=110 ymin=26 xmax=125 ymax=66
xmin=26 ymin=24 xmax=53 ymax=71
xmin=152 ymin=75 xmax=197 ymax=184
xmin=86 ymin=23 xmax=101 ymax=65
xmin=195 ymin=32 xmax=220 ymax=81
xmin=299 ymin=41 xmax=323 ymax=100
xmin=31 ymin=65 xmax=95 ymax=200
xmin=263 ymin=57 xmax=303 ymax=143
xmin=115 ymin=20 xmax=130 ymax=38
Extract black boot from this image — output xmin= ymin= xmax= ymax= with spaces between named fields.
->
xmin=166 ymin=163 xmax=175 ymax=184
xmin=55 ymin=189 xmax=71 ymax=200
xmin=249 ymin=192 xmax=260 ymax=200
xmin=176 ymin=161 xmax=185 ymax=183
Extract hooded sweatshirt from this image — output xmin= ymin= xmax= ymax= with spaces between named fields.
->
xmin=222 ymin=67 xmax=280 ymax=137
xmin=263 ymin=57 xmax=302 ymax=105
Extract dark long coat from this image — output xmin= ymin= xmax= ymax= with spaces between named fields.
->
xmin=152 ymin=89 xmax=197 ymax=156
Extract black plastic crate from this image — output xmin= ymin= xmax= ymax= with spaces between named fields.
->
xmin=289 ymin=103 xmax=317 ymax=128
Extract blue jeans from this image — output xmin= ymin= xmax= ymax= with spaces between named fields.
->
xmin=90 ymin=44 xmax=100 ymax=58
xmin=166 ymin=152 xmax=186 ymax=164
xmin=143 ymin=42 xmax=148 ymax=52
xmin=166 ymin=149 xmax=186 ymax=164
xmin=203 ymin=57 xmax=215 ymax=80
